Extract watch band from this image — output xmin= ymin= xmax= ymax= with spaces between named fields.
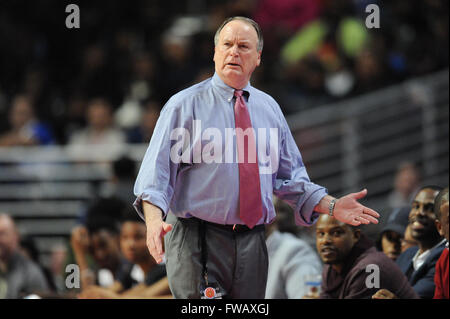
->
xmin=329 ymin=198 xmax=337 ymax=217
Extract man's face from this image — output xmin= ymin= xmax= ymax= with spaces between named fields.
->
xmin=316 ymin=215 xmax=360 ymax=268
xmin=381 ymin=231 xmax=402 ymax=261
xmin=213 ymin=20 xmax=261 ymax=89
xmin=87 ymin=102 xmax=112 ymax=131
xmin=120 ymin=221 xmax=149 ymax=264
xmin=436 ymin=201 xmax=449 ymax=242
xmin=9 ymin=97 xmax=33 ymax=129
xmin=89 ymin=230 xmax=120 ymax=270
xmin=394 ymin=167 xmax=419 ymax=197
xmin=408 ymin=188 xmax=441 ymax=242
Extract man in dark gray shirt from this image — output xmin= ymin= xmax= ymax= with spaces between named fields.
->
xmin=0 ymin=214 xmax=49 ymax=298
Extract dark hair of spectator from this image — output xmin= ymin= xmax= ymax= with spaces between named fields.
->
xmin=85 ymin=197 xmax=126 ymax=235
xmin=113 ymin=156 xmax=136 ymax=180
xmin=85 ymin=214 xmax=121 ymax=236
xmin=415 ymin=185 xmax=443 ymax=197
xmin=121 ymin=205 xmax=144 ymax=224
xmin=273 ymin=200 xmax=298 ymax=235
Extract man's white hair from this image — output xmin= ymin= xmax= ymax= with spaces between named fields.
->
xmin=214 ymin=16 xmax=264 ymax=52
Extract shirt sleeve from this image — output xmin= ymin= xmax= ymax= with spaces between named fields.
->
xmin=273 ymin=113 xmax=328 ymax=226
xmin=413 ymin=262 xmax=439 ymax=298
xmin=433 ymin=259 xmax=443 ymax=299
xmin=433 ymin=249 xmax=449 ymax=299
xmin=133 ymin=99 xmax=191 ymax=220
xmin=25 ymin=262 xmax=50 ymax=296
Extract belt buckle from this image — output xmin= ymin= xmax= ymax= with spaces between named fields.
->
xmin=232 ymin=224 xmax=248 ymax=233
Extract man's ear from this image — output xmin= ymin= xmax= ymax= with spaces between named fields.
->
xmin=352 ymin=228 xmax=361 ymax=242
xmin=256 ymin=51 xmax=262 ymax=67
xmin=435 ymin=219 xmax=443 ymax=237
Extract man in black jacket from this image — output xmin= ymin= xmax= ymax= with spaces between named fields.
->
xmin=373 ymin=185 xmax=445 ymax=299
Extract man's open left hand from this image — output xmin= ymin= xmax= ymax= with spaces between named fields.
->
xmin=333 ymin=189 xmax=380 ymax=226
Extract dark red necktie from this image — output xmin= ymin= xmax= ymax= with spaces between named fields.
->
xmin=234 ymin=90 xmax=263 ymax=229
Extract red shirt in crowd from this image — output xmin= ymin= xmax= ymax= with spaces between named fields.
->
xmin=433 ymin=247 xmax=449 ymax=299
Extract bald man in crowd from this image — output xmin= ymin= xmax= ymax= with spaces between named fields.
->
xmin=0 ymin=214 xmax=49 ymax=298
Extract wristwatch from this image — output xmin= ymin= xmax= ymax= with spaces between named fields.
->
xmin=329 ymin=198 xmax=338 ymax=217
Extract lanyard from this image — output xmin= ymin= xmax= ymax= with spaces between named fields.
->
xmin=199 ymin=220 xmax=209 ymax=286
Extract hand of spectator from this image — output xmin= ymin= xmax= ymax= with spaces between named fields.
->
xmin=146 ymin=218 xmax=173 ymax=264
xmin=0 ymin=132 xmax=36 ymax=147
xmin=302 ymin=294 xmax=320 ymax=299
xmin=77 ymin=286 xmax=118 ymax=299
xmin=333 ymin=189 xmax=380 ymax=226
xmin=71 ymin=225 xmax=90 ymax=256
xmin=371 ymin=289 xmax=398 ymax=299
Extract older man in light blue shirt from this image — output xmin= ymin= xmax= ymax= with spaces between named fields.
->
xmin=134 ymin=71 xmax=327 ymax=227
xmin=134 ymin=16 xmax=379 ymax=299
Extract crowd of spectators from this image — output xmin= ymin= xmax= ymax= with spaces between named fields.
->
xmin=0 ymin=0 xmax=448 ymax=145
xmin=1 ymin=181 xmax=448 ymax=299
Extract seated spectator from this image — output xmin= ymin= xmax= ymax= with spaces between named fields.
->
xmin=0 ymin=214 xmax=49 ymax=298
xmin=375 ymin=185 xmax=445 ymax=299
xmin=401 ymin=223 xmax=418 ymax=253
xmin=433 ymin=187 xmax=449 ymax=299
xmin=387 ymin=162 xmax=421 ymax=210
xmin=376 ymin=206 xmax=410 ymax=261
xmin=265 ymin=198 xmax=322 ymax=299
xmin=125 ymin=99 xmax=160 ymax=144
xmin=78 ymin=207 xmax=171 ymax=299
xmin=100 ymin=156 xmax=137 ymax=205
xmin=118 ymin=208 xmax=168 ymax=292
xmin=396 ymin=185 xmax=446 ymax=298
xmin=0 ymin=95 xmax=54 ymax=146
xmin=19 ymin=235 xmax=57 ymax=293
xmin=67 ymin=98 xmax=126 ymax=159
xmin=114 ymin=51 xmax=158 ymax=132
xmin=47 ymin=243 xmax=68 ymax=294
xmin=70 ymin=198 xmax=131 ymax=290
xmin=315 ymin=214 xmax=418 ymax=299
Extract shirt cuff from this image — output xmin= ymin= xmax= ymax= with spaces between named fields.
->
xmin=133 ymin=191 xmax=170 ymax=221
xmin=295 ymin=186 xmax=328 ymax=226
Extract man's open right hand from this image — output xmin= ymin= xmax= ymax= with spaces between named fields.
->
xmin=146 ymin=219 xmax=173 ymax=264
xmin=143 ymin=202 xmax=173 ymax=264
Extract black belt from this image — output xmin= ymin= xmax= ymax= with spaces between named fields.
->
xmin=190 ymin=217 xmax=265 ymax=234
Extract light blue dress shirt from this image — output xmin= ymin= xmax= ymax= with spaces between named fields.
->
xmin=265 ymin=230 xmax=323 ymax=298
xmin=133 ymin=73 xmax=328 ymax=226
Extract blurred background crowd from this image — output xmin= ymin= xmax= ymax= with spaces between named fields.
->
xmin=0 ymin=0 xmax=448 ymax=299
xmin=0 ymin=0 xmax=448 ymax=145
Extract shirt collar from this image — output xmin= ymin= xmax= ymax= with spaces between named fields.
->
xmin=412 ymin=238 xmax=447 ymax=270
xmin=211 ymin=72 xmax=252 ymax=102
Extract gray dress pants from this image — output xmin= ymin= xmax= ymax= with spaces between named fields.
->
xmin=164 ymin=212 xmax=268 ymax=299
